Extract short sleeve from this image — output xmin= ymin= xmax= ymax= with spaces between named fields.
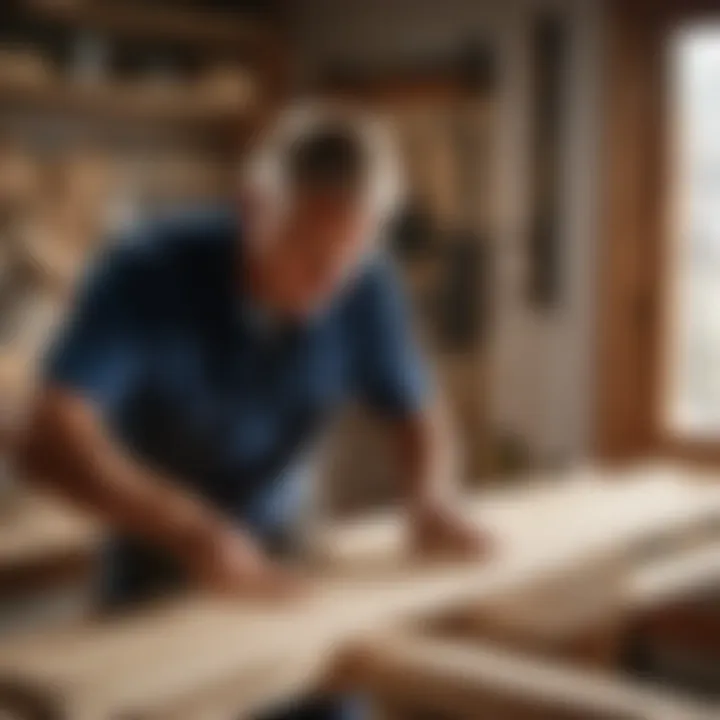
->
xmin=44 ymin=247 xmax=149 ymax=416
xmin=349 ymin=258 xmax=430 ymax=416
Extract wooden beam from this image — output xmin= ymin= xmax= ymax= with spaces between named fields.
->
xmin=0 ymin=493 xmax=100 ymax=574
xmin=595 ymin=0 xmax=665 ymax=460
xmin=138 ymin=652 xmax=332 ymax=720
xmin=435 ymin=553 xmax=627 ymax=667
xmin=595 ymin=0 xmax=720 ymax=462
xmin=627 ymin=542 xmax=720 ymax=610
xmin=346 ymin=633 xmax=718 ymax=720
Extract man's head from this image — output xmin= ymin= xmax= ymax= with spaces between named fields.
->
xmin=241 ymin=105 xmax=402 ymax=319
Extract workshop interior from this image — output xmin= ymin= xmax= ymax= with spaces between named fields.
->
xmin=2 ymin=0 xmax=720 ymax=718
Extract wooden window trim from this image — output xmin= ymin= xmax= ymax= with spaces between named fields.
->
xmin=596 ymin=0 xmax=720 ymax=465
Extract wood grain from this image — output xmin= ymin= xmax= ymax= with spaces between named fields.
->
xmin=0 ymin=465 xmax=719 ymax=718
xmin=347 ymin=633 xmax=718 ymax=720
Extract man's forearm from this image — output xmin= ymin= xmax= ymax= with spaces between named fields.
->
xmin=17 ymin=387 xmax=234 ymax=559
xmin=393 ymin=404 xmax=487 ymax=557
xmin=392 ymin=403 xmax=458 ymax=511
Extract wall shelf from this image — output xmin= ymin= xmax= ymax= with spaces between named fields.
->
xmin=0 ymin=77 xmax=253 ymax=131
xmin=24 ymin=0 xmax=270 ymax=52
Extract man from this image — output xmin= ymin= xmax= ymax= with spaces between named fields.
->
xmin=19 ymin=107 xmax=485 ymax=719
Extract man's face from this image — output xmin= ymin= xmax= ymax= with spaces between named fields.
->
xmin=259 ymin=190 xmax=373 ymax=318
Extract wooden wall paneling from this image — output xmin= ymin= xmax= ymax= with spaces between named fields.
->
xmin=315 ymin=82 xmax=497 ymax=510
xmin=635 ymin=3 xmax=681 ymax=464
xmin=527 ymin=12 xmax=569 ymax=310
xmin=595 ymin=0 xmax=720 ymax=463
xmin=595 ymin=1 xmax=664 ymax=460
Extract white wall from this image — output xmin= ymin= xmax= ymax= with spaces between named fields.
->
xmin=291 ymin=0 xmax=604 ymax=466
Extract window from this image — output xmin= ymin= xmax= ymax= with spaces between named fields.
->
xmin=665 ymin=25 xmax=720 ymax=438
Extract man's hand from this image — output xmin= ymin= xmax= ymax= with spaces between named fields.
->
xmin=390 ymin=410 xmax=492 ymax=561
xmin=20 ymin=388 xmax=307 ymax=604
xmin=408 ymin=501 xmax=493 ymax=560
xmin=186 ymin=523 xmax=307 ymax=601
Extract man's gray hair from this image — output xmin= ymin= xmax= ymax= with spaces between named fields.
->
xmin=244 ymin=103 xmax=404 ymax=223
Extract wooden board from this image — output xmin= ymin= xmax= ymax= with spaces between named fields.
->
xmin=0 ymin=493 xmax=101 ymax=572
xmin=348 ymin=633 xmax=718 ymax=720
xmin=0 ymin=465 xmax=719 ymax=719
xmin=628 ymin=541 xmax=720 ymax=609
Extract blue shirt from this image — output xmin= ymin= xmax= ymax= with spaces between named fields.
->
xmin=45 ymin=208 xmax=427 ymax=603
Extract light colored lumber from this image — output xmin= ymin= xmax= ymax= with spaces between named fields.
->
xmin=440 ymin=553 xmax=627 ymax=650
xmin=436 ymin=464 xmax=720 ymax=648
xmin=0 ymin=492 xmax=101 ymax=570
xmin=347 ymin=633 xmax=719 ymax=720
xmin=627 ymin=542 xmax=720 ymax=609
xmin=0 ymin=465 xmax=719 ymax=718
xmin=309 ymin=464 xmax=720 ymax=570
xmin=139 ymin=652 xmax=328 ymax=720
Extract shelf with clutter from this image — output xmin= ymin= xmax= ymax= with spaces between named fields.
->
xmin=0 ymin=2 xmax=282 ymax=621
xmin=0 ymin=0 xmax=278 ymax=383
xmin=24 ymin=0 xmax=272 ymax=50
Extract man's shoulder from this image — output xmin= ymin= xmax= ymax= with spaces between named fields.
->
xmin=98 ymin=206 xmax=237 ymax=285
xmin=123 ymin=205 xmax=236 ymax=263
xmin=343 ymin=254 xmax=403 ymax=315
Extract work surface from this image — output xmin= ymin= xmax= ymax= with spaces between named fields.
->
xmin=1 ymin=464 xmax=720 ymax=719
xmin=0 ymin=492 xmax=101 ymax=572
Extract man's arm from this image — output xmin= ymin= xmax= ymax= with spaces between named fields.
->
xmin=18 ymin=386 xmax=302 ymax=597
xmin=20 ymin=243 xmax=301 ymax=599
xmin=20 ymin=386 xmax=229 ymax=576
xmin=391 ymin=404 xmax=489 ymax=558
xmin=391 ymin=399 xmax=457 ymax=509
xmin=352 ymin=259 xmax=489 ymax=558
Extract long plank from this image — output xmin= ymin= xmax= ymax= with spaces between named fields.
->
xmin=348 ymin=633 xmax=719 ymax=720
xmin=627 ymin=542 xmax=720 ymax=609
xmin=0 ymin=465 xmax=719 ymax=719
xmin=0 ymin=493 xmax=100 ymax=571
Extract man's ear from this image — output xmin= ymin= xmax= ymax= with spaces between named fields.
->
xmin=237 ymin=186 xmax=257 ymax=226
xmin=239 ymin=173 xmax=289 ymax=251
xmin=238 ymin=185 xmax=271 ymax=240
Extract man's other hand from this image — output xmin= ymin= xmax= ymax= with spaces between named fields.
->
xmin=409 ymin=501 xmax=493 ymax=560
xmin=186 ymin=524 xmax=307 ymax=601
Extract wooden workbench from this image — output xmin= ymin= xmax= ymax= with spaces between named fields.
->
xmin=0 ymin=464 xmax=719 ymax=719
xmin=0 ymin=492 xmax=101 ymax=595
xmin=0 ymin=493 xmax=100 ymax=571
xmin=0 ymin=491 xmax=102 ymax=639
